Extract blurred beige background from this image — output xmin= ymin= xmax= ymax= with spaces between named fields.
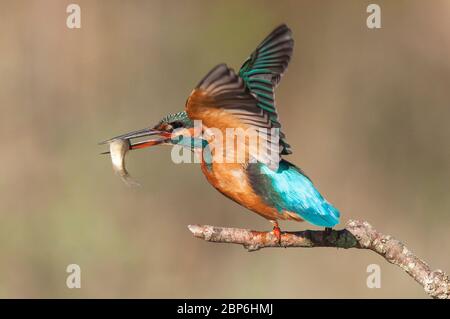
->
xmin=0 ymin=0 xmax=449 ymax=298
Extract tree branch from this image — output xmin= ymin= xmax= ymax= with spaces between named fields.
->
xmin=188 ymin=219 xmax=449 ymax=299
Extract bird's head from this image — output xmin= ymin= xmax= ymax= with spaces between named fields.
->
xmin=100 ymin=111 xmax=204 ymax=152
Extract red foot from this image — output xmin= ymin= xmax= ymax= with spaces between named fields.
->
xmin=272 ymin=225 xmax=282 ymax=245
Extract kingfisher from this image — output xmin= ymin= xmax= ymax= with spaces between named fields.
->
xmin=101 ymin=25 xmax=340 ymax=242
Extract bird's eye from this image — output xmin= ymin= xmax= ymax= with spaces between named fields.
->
xmin=170 ymin=121 xmax=184 ymax=129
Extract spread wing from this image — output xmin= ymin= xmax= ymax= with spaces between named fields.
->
xmin=239 ymin=24 xmax=294 ymax=155
xmin=186 ymin=64 xmax=282 ymax=168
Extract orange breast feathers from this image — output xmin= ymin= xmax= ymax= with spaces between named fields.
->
xmin=199 ymin=162 xmax=273 ymax=219
xmin=199 ymin=161 xmax=301 ymax=222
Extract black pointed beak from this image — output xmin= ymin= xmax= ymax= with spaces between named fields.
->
xmin=99 ymin=128 xmax=171 ymax=154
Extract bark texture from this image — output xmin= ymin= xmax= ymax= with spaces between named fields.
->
xmin=188 ymin=219 xmax=449 ymax=299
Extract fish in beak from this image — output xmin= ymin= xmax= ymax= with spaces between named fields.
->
xmin=99 ymin=128 xmax=171 ymax=186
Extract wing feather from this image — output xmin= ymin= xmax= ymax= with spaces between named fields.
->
xmin=186 ymin=64 xmax=281 ymax=168
xmin=239 ymin=24 xmax=294 ymax=155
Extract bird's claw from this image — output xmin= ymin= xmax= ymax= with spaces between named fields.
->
xmin=272 ymin=225 xmax=282 ymax=246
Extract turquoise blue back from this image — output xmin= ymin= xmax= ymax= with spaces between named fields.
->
xmin=248 ymin=160 xmax=340 ymax=227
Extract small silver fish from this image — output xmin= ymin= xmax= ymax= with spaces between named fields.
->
xmin=108 ymin=139 xmax=140 ymax=187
